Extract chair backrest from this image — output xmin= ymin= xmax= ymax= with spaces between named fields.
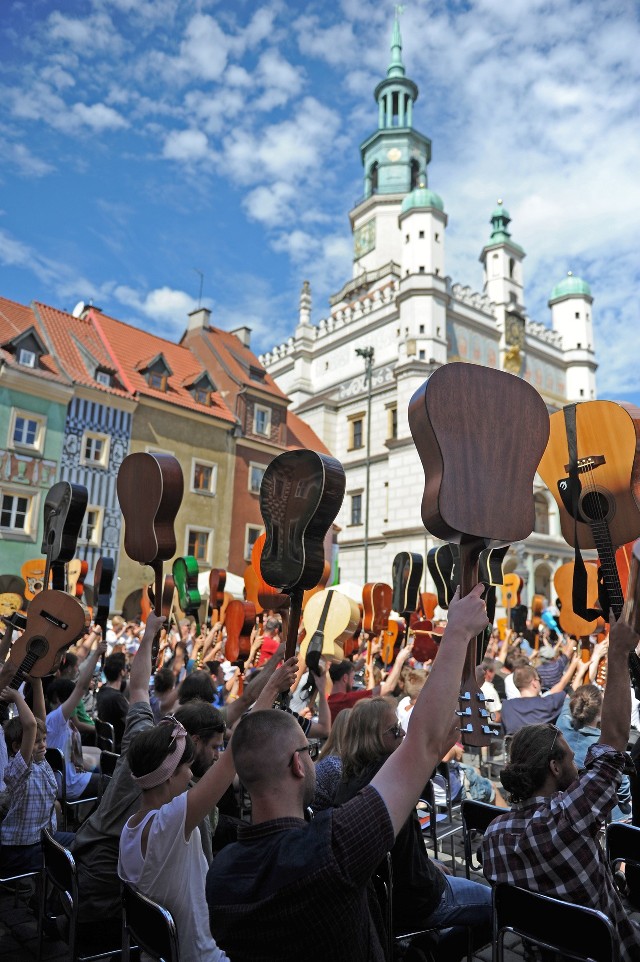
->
xmin=493 ymin=882 xmax=619 ymax=962
xmin=99 ymin=749 xmax=120 ymax=778
xmin=45 ymin=745 xmax=67 ymax=798
xmin=41 ymin=827 xmax=78 ymax=950
xmin=461 ymin=798 xmax=502 ymax=879
xmin=122 ymin=881 xmax=179 ymax=962
xmin=95 ymin=718 xmax=115 ymax=752
xmin=606 ymin=820 xmax=640 ymax=906
xmin=371 ymin=853 xmax=394 ymax=962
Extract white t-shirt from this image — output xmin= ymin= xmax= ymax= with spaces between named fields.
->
xmin=119 ymin=792 xmax=228 ymax=962
xmin=504 ymin=673 xmax=519 ymax=699
xmin=396 ymin=695 xmax=415 ymax=728
xmin=46 ymin=705 xmax=91 ymax=800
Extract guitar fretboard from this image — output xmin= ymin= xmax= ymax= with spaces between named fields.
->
xmin=590 ymin=518 xmax=624 ymax=617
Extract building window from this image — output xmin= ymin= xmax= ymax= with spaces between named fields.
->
xmin=78 ymin=506 xmax=103 ymax=546
xmin=244 ymin=524 xmax=262 ymax=562
xmin=351 ymin=494 xmax=362 ymax=526
xmin=191 ymin=459 xmax=217 ymax=496
xmin=419 ymin=230 xmax=425 ymax=239
xmin=388 ymin=406 xmax=398 ymax=440
xmin=0 ymin=490 xmax=36 ymax=536
xmin=419 ymin=324 xmax=425 ymax=333
xmin=96 ymin=371 xmax=111 ymax=387
xmin=350 ymin=418 xmax=364 ymax=450
xmin=249 ymin=463 xmax=266 ymax=494
xmin=533 ymin=493 xmax=549 ymax=535
xmin=434 ymin=233 xmax=440 ymax=242
xmin=419 ymin=350 xmax=426 ymax=359
xmin=419 ymin=266 xmax=425 ymax=273
xmin=18 ymin=348 xmax=36 ymax=368
xmin=187 ymin=527 xmax=212 ymax=565
xmin=10 ymin=410 xmax=46 ymax=452
xmin=405 ymin=234 xmax=410 ymax=243
xmin=194 ymin=386 xmax=209 ymax=405
xmin=575 ymin=312 xmax=580 ymax=319
xmin=81 ymin=432 xmax=110 ymax=468
xmin=254 ymin=404 xmax=271 ymax=437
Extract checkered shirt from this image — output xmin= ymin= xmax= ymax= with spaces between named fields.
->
xmin=481 ymin=743 xmax=640 ymax=962
xmin=1 ymin=752 xmax=57 ymax=845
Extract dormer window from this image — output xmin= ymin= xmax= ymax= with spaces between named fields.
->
xmin=18 ymin=349 xmax=36 ymax=368
xmin=137 ymin=352 xmax=172 ymax=392
xmin=194 ymin=386 xmax=209 ymax=405
xmin=96 ymin=370 xmax=111 ymax=387
xmin=189 ymin=373 xmax=215 ymax=406
xmin=149 ymin=371 xmax=166 ymax=390
xmin=249 ymin=365 xmax=266 ymax=383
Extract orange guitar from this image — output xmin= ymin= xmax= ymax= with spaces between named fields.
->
xmin=499 ymin=573 xmax=523 ymax=637
xmin=380 ymin=618 xmax=401 ymax=666
xmin=362 ymin=582 xmax=393 ymax=635
xmin=21 ymin=559 xmax=48 ymax=601
xmin=554 ymin=561 xmax=603 ymax=639
xmin=67 ymin=558 xmax=89 ymax=599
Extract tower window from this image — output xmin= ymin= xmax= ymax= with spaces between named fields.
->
xmin=351 ymin=494 xmax=362 ymax=526
xmin=370 ymin=162 xmax=379 ymax=194
xmin=577 ymin=342 xmax=582 ymax=348
xmin=435 ymin=268 xmax=440 ymax=275
xmin=410 ymin=159 xmax=420 ymax=189
xmin=405 ymin=234 xmax=410 ymax=243
xmin=419 ymin=325 xmax=425 ymax=333
xmin=509 ymin=258 xmax=515 ymax=278
xmin=419 ymin=350 xmax=426 ymax=360
xmin=580 ymin=389 xmax=584 ymax=396
xmin=575 ymin=312 xmax=580 ymax=319
xmin=405 ymin=270 xmax=410 ymax=276
xmin=419 ymin=266 xmax=425 ymax=274
xmin=434 ymin=233 xmax=440 ymax=242
xmin=419 ymin=231 xmax=425 ymax=239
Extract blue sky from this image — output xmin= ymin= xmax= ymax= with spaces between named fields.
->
xmin=1 ymin=0 xmax=639 ymax=406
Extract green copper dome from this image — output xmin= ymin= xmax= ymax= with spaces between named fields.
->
xmin=550 ymin=271 xmax=592 ymax=302
xmin=400 ymin=185 xmax=444 ymax=214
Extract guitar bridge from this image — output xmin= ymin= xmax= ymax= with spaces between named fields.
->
xmin=40 ymin=609 xmax=71 ymax=631
xmin=563 ymin=454 xmax=605 ymax=473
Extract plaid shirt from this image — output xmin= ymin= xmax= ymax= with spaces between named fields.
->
xmin=481 ymin=743 xmax=640 ymax=962
xmin=206 ymin=784 xmax=394 ymax=962
xmin=1 ymin=752 xmax=57 ymax=845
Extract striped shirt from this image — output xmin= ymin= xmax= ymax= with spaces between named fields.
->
xmin=1 ymin=753 xmax=57 ymax=845
xmin=481 ymin=743 xmax=640 ymax=962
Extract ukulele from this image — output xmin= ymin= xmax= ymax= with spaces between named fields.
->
xmin=391 ymin=552 xmax=423 ymax=619
xmin=173 ymin=556 xmax=202 ymax=629
xmin=259 ymin=449 xmax=346 ymax=665
xmin=362 ymin=582 xmax=393 ymax=635
xmin=117 ymin=452 xmax=184 ymax=669
xmin=224 ymin=599 xmax=257 ymax=662
xmin=408 ymin=362 xmax=549 ymax=747
xmin=538 ymin=400 xmax=640 ymax=693
xmin=300 ymin=588 xmax=360 ymax=672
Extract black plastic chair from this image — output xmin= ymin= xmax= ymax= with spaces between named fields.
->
xmin=122 ymin=880 xmax=179 ymax=962
xmin=493 ymin=881 xmax=620 ymax=962
xmin=606 ymin=819 xmax=640 ymax=909
xmin=0 ymin=860 xmax=41 ymax=908
xmin=94 ymin=718 xmax=115 ymax=753
xmin=460 ymin=798 xmax=502 ymax=879
xmin=38 ymin=828 xmax=121 ymax=962
xmin=418 ymin=763 xmax=463 ymax=874
xmin=45 ymin=747 xmax=99 ymax=831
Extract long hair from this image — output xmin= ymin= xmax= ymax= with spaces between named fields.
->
xmin=341 ymin=697 xmax=394 ymax=781
xmin=568 ymin=684 xmax=601 ymax=730
xmin=316 ymin=707 xmax=352 ymax=761
xmin=500 ymin=723 xmax=564 ymax=803
xmin=127 ymin=721 xmax=195 ymax=780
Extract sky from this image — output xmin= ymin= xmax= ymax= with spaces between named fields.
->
xmin=0 ymin=0 xmax=639 ymax=405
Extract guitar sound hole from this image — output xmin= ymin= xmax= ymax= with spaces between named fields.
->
xmin=580 ymin=490 xmax=613 ymax=523
xmin=28 ymin=637 xmax=49 ymax=659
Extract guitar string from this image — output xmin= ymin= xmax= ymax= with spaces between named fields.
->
xmin=583 ymin=461 xmax=623 ymax=612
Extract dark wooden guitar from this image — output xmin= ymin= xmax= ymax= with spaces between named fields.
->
xmin=117 ymin=452 xmax=184 ymax=668
xmin=538 ymin=400 xmax=640 ymax=693
xmin=41 ymin=481 xmax=88 ymax=590
xmin=391 ymin=552 xmax=423 ymax=620
xmin=92 ymin=556 xmax=115 ymax=668
xmin=362 ymin=582 xmax=393 ymax=635
xmin=408 ymin=362 xmax=549 ymax=747
xmin=207 ymin=568 xmax=226 ymax=624
xmin=427 ymin=544 xmax=457 ymax=609
xmin=259 ymin=449 xmax=346 ymax=664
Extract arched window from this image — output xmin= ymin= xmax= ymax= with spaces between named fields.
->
xmin=509 ymin=257 xmax=515 ymax=279
xmin=370 ymin=162 xmax=379 ymax=194
xmin=410 ymin=159 xmax=420 ymax=190
xmin=534 ymin=564 xmax=551 ymax=600
xmin=534 ymin=493 xmax=549 ymax=534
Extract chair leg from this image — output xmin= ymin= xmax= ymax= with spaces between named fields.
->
xmin=37 ymin=874 xmax=46 ymax=962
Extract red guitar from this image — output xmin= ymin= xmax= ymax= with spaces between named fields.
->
xmin=208 ymin=568 xmax=227 ymax=625
xmin=224 ymin=600 xmax=257 ymax=662
xmin=408 ymin=362 xmax=549 ymax=747
xmin=362 ymin=582 xmax=393 ymax=635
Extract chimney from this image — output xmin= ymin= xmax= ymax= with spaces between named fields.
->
xmin=230 ymin=326 xmax=252 ymax=347
xmin=187 ymin=307 xmax=212 ymax=331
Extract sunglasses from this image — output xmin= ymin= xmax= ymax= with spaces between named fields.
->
xmin=384 ymin=723 xmax=405 ymax=739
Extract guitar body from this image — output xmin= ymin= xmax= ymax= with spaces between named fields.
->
xmin=530 ymin=593 xmax=545 ymax=632
xmin=67 ymin=559 xmax=89 ymax=598
xmin=391 ymin=552 xmax=423 ymax=618
xmin=409 ymin=363 xmax=550 ymax=746
xmin=117 ymin=452 xmax=184 ymax=564
xmin=249 ymin=533 xmax=290 ymax=613
xmin=224 ymin=600 xmax=256 ymax=661
xmin=41 ymin=482 xmax=88 ymax=564
xmin=0 ymin=592 xmax=24 ymax=631
xmin=303 ymin=559 xmax=331 ymax=608
xmin=381 ymin=619 xmax=400 ymax=666
xmin=7 ymin=590 xmax=86 ymax=679
xmin=208 ymin=568 xmax=227 ymax=621
xmin=173 ymin=556 xmax=201 ymax=623
xmin=554 ymin=561 xmax=601 ymax=637
xmin=362 ymin=582 xmax=393 ymax=634
xmin=92 ymin=557 xmax=115 ymax=632
xmin=300 ymin=588 xmax=361 ymax=662
xmin=538 ymin=400 xmax=640 ymax=551
xmin=419 ymin=591 xmax=438 ymax=621
xmin=500 ymin=573 xmax=523 ymax=610
xmin=426 ymin=544 xmax=458 ymax=609
xmin=410 ymin=619 xmax=439 ymax=663
xmin=21 ymin=559 xmax=48 ymax=601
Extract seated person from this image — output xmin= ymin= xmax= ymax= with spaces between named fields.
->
xmin=0 ymin=681 xmax=74 ymax=874
xmin=95 ymin=652 xmax=129 ymax=752
xmin=500 ymin=656 xmax=580 ymax=735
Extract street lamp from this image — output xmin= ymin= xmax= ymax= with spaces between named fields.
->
xmin=355 ymin=346 xmax=374 ymax=582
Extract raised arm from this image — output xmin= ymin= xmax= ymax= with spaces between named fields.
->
xmin=252 ymin=657 xmax=299 ymax=712
xmin=599 ymin=615 xmax=639 ymax=752
xmin=379 ymin=642 xmax=413 ymax=696
xmin=185 ymin=738 xmax=236 ymax=835
xmin=2 ymin=687 xmax=37 ymax=763
xmin=30 ymin=677 xmax=46 ymax=725
xmin=224 ymin=642 xmax=286 ymax=727
xmin=128 ymin=612 xmax=166 ymax=705
xmin=60 ymin=638 xmax=107 ymax=721
xmin=548 ymin=654 xmax=581 ymax=695
xmin=371 ymin=584 xmax=489 ymax=835
xmin=307 ymin=661 xmax=331 ymax=738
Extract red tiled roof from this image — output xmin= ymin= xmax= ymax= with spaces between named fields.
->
xmin=191 ymin=326 xmax=289 ymax=402
xmin=0 ymin=296 xmax=69 ymax=383
xmin=93 ymin=310 xmax=237 ymax=423
xmin=286 ymin=410 xmax=332 ymax=456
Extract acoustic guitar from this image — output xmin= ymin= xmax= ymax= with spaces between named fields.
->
xmin=224 ymin=599 xmax=256 ymax=662
xmin=173 ymin=556 xmax=202 ymax=629
xmin=391 ymin=552 xmax=423 ymax=619
xmin=67 ymin=559 xmax=89 ymax=599
xmin=418 ymin=591 xmax=438 ymax=621
xmin=117 ymin=452 xmax=184 ymax=668
xmin=300 ymin=588 xmax=360 ymax=671
xmin=21 ymin=559 xmax=48 ymax=601
xmin=500 ymin=573 xmax=523 ymax=625
xmin=259 ymin=449 xmax=346 ymax=664
xmin=538 ymin=400 xmax=640 ymax=693
xmin=207 ymin=568 xmax=227 ymax=624
xmin=362 ymin=582 xmax=393 ymax=635
xmin=408 ymin=362 xmax=549 ymax=746
xmin=381 ymin=618 xmax=401 ymax=666
xmin=93 ymin=556 xmax=115 ymax=668
xmin=554 ymin=560 xmax=602 ymax=638
xmin=41 ymin=481 xmax=88 ymax=590
xmin=247 ymin=533 xmax=290 ymax=614
xmin=3 ymin=589 xmax=86 ymax=684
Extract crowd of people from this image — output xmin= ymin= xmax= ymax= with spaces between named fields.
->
xmin=1 ymin=585 xmax=640 ymax=961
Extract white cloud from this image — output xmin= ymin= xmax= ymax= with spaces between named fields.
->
xmin=162 ymin=128 xmax=209 ymax=162
xmin=113 ymin=284 xmax=201 ymax=333
xmin=72 ymin=102 xmax=129 ymax=131
xmin=177 ymin=14 xmax=231 ymax=82
xmin=244 ymin=182 xmax=296 ymax=226
xmin=0 ymin=142 xmax=54 ymax=178
xmin=47 ymin=11 xmax=125 ymax=54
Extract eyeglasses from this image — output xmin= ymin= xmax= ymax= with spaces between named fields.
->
xmin=288 ymin=744 xmax=313 ymax=767
xmin=384 ymin=723 xmax=405 ymax=739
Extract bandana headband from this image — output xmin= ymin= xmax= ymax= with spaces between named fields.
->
xmin=132 ymin=718 xmax=187 ymax=790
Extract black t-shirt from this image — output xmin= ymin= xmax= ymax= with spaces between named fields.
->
xmin=95 ymin=686 xmax=129 ymax=751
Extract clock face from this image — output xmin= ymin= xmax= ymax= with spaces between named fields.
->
xmin=354 ymin=219 xmax=376 ymax=260
xmin=387 ymin=148 xmax=402 ymax=162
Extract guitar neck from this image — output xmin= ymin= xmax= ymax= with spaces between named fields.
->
xmin=591 ymin=518 xmax=625 ymax=618
xmin=458 ymin=540 xmax=498 ymax=748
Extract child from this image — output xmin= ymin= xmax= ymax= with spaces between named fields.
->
xmin=0 ymin=681 xmax=74 ymax=874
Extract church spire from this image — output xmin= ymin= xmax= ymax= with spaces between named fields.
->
xmin=387 ymin=6 xmax=405 ymax=79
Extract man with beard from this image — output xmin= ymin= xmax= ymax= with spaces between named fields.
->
xmin=206 ymin=586 xmax=489 ymax=962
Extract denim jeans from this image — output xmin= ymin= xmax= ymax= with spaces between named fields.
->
xmin=424 ymin=872 xmax=492 ymax=929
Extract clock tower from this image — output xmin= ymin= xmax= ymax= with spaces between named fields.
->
xmin=350 ymin=9 xmax=433 ymax=277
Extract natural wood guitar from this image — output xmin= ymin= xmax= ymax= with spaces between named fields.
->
xmin=299 ymin=588 xmax=360 ymax=670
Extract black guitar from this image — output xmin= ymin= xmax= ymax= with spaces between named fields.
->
xmin=41 ymin=481 xmax=88 ymax=590
xmin=391 ymin=552 xmax=423 ymax=620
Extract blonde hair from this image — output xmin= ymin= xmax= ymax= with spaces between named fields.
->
xmin=316 ymin=708 xmax=352 ymax=762
xmin=341 ymin=697 xmax=394 ymax=780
